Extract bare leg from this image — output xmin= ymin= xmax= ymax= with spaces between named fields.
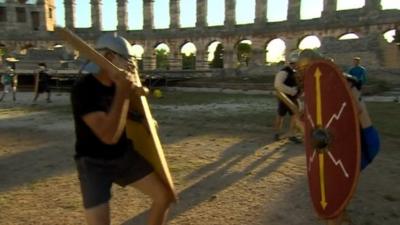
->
xmin=129 ymin=172 xmax=173 ymax=225
xmin=287 ymin=115 xmax=303 ymax=143
xmin=46 ymin=91 xmax=51 ymax=102
xmin=273 ymin=115 xmax=284 ymax=140
xmin=12 ymin=89 xmax=16 ymax=102
xmin=84 ymin=202 xmax=110 ymax=225
xmin=33 ymin=92 xmax=39 ymax=102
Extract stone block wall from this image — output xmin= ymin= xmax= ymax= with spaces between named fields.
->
xmin=320 ymin=35 xmax=383 ymax=68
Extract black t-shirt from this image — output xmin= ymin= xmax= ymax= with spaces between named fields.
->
xmin=70 ymin=74 xmax=131 ymax=159
xmin=39 ymin=70 xmax=50 ymax=84
xmin=281 ymin=66 xmax=297 ymax=88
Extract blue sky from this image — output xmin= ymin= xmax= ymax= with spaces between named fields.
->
xmin=53 ymin=0 xmax=399 ymax=30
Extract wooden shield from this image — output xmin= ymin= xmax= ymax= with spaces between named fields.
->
xmin=303 ymin=60 xmax=360 ymax=219
xmin=275 ymin=90 xmax=300 ymax=116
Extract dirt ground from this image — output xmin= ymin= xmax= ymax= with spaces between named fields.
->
xmin=0 ymin=91 xmax=399 ymax=225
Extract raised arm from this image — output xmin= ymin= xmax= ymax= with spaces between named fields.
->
xmin=82 ymin=70 xmax=135 ymax=145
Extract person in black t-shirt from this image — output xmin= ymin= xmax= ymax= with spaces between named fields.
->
xmin=273 ymin=53 xmax=302 ymax=143
xmin=70 ymin=34 xmax=173 ymax=225
xmin=33 ymin=63 xmax=51 ymax=103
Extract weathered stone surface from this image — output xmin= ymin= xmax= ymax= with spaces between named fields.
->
xmin=0 ymin=1 xmax=399 ymax=70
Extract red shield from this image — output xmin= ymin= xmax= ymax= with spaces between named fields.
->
xmin=303 ymin=60 xmax=361 ymax=219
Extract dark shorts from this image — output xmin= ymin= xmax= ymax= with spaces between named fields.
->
xmin=75 ymin=150 xmax=153 ymax=209
xmin=38 ymin=82 xmax=50 ymax=93
xmin=277 ymin=98 xmax=298 ymax=116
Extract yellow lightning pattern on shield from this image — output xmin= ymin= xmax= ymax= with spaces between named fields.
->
xmin=315 ymin=68 xmax=328 ymax=210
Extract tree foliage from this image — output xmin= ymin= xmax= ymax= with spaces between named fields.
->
xmin=237 ymin=43 xmax=251 ymax=66
xmin=210 ymin=44 xmax=224 ymax=68
xmin=182 ymin=53 xmax=196 ymax=70
xmin=155 ymin=48 xmax=169 ymax=70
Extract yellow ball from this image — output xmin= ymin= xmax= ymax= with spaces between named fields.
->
xmin=153 ymin=89 xmax=163 ymax=98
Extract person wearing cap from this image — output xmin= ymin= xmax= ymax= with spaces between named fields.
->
xmin=70 ymin=33 xmax=173 ymax=225
xmin=273 ymin=53 xmax=302 ymax=143
xmin=0 ymin=65 xmax=17 ymax=102
xmin=33 ymin=63 xmax=52 ymax=103
xmin=347 ymin=57 xmax=366 ymax=90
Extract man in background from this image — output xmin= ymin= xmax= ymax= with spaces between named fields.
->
xmin=33 ymin=63 xmax=52 ymax=103
xmin=348 ymin=57 xmax=366 ymax=90
xmin=0 ymin=65 xmax=17 ymax=102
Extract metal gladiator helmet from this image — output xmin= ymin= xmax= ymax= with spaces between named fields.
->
xmin=95 ymin=33 xmax=135 ymax=59
xmin=81 ymin=33 xmax=135 ymax=74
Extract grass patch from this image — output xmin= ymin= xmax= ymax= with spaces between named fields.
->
xmin=363 ymin=76 xmax=391 ymax=95
xmin=180 ymin=75 xmax=275 ymax=84
xmin=150 ymin=91 xmax=278 ymax=130
xmin=366 ymin=102 xmax=400 ymax=138
xmin=0 ymin=105 xmax=71 ymax=114
xmin=150 ymin=91 xmax=271 ymax=105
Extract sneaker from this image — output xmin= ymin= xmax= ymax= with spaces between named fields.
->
xmin=289 ymin=136 xmax=302 ymax=144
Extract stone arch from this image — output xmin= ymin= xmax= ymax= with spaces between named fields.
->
xmin=180 ymin=41 xmax=197 ymax=70
xmin=207 ymin=40 xmax=224 ymax=68
xmin=132 ymin=44 xmax=145 ymax=70
xmin=154 ymin=42 xmax=170 ymax=70
xmin=338 ymin=32 xmax=360 ymax=40
xmin=298 ymin=35 xmax=321 ymax=50
xmin=19 ymin=43 xmax=36 ymax=55
xmin=235 ymin=39 xmax=252 ymax=67
xmin=265 ymin=38 xmax=286 ymax=65
xmin=383 ymin=29 xmax=396 ymax=43
xmin=52 ymin=43 xmax=64 ymax=48
xmin=180 ymin=41 xmax=197 ymax=54
xmin=132 ymin=44 xmax=145 ymax=59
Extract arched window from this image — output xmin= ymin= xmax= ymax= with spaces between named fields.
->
xmin=207 ymin=41 xmax=224 ymax=68
xmin=299 ymin=35 xmax=321 ymax=50
xmin=266 ymin=38 xmax=286 ymax=64
xmin=339 ymin=33 xmax=359 ymax=40
xmin=237 ymin=40 xmax=252 ymax=66
xmin=181 ymin=42 xmax=197 ymax=69
xmin=155 ymin=43 xmax=170 ymax=70
xmin=383 ymin=29 xmax=396 ymax=43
